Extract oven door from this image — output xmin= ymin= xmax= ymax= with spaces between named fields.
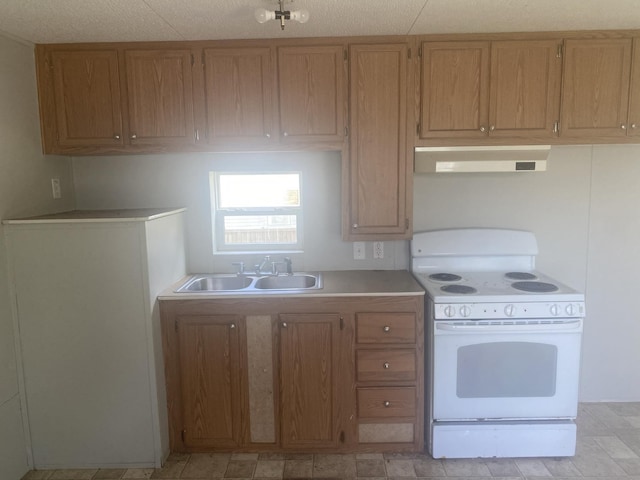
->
xmin=433 ymin=319 xmax=582 ymax=421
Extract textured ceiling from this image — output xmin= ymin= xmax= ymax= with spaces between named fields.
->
xmin=0 ymin=0 xmax=639 ymax=44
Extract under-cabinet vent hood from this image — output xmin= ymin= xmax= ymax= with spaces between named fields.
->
xmin=414 ymin=145 xmax=550 ymax=173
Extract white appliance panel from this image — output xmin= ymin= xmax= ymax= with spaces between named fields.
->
xmin=432 ymin=421 xmax=576 ymax=459
xmin=433 ymin=320 xmax=582 ymax=420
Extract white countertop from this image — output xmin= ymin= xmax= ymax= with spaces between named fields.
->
xmin=2 ymin=208 xmax=186 ymax=224
xmin=158 ymin=270 xmax=425 ymax=299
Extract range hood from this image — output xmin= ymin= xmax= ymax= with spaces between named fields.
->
xmin=414 ymin=145 xmax=550 ymax=173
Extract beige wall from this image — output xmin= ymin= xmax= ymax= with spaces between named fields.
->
xmin=0 ymin=33 xmax=74 ymax=479
xmin=72 ymin=151 xmax=410 ymax=274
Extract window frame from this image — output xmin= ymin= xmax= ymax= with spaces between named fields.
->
xmin=210 ymin=171 xmax=304 ymax=253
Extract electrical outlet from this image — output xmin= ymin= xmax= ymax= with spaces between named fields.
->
xmin=373 ymin=241 xmax=384 ymax=259
xmin=51 ymin=178 xmax=61 ymax=199
xmin=353 ymin=242 xmax=365 ymax=260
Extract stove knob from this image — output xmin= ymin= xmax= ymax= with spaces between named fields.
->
xmin=460 ymin=305 xmax=471 ymax=317
xmin=566 ymin=304 xmax=576 ymax=316
xmin=444 ymin=305 xmax=456 ymax=318
xmin=550 ymin=304 xmax=559 ymax=316
xmin=504 ymin=304 xmax=517 ymax=317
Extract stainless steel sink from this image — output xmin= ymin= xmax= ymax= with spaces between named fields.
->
xmin=175 ymin=273 xmax=322 ymax=293
xmin=254 ymin=274 xmax=319 ymax=290
xmin=176 ymin=275 xmax=253 ymax=292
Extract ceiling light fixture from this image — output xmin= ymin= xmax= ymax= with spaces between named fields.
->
xmin=254 ymin=0 xmax=309 ymax=30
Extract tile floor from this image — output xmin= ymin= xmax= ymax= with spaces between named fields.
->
xmin=21 ymin=402 xmax=640 ymax=480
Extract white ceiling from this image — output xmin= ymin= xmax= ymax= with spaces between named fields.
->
xmin=0 ymin=0 xmax=639 ymax=45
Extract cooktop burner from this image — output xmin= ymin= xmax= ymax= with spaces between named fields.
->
xmin=441 ymin=284 xmax=477 ymax=294
xmin=505 ymin=271 xmax=538 ymax=281
xmin=511 ymin=281 xmax=559 ymax=293
xmin=429 ymin=273 xmax=462 ymax=282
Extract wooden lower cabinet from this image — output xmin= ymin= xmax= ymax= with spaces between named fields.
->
xmin=160 ymin=295 xmax=423 ymax=453
xmin=176 ymin=315 xmax=247 ymax=448
xmin=278 ymin=313 xmax=342 ymax=448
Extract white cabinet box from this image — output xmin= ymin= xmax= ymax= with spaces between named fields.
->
xmin=3 ymin=208 xmax=186 ymax=469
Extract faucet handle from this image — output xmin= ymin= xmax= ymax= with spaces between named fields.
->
xmin=231 ymin=261 xmax=245 ymax=274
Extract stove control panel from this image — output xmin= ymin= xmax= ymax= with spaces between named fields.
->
xmin=434 ymin=302 xmax=585 ymax=320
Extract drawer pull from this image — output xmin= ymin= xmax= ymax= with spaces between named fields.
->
xmin=383 ymin=325 xmax=391 ymax=332
xmin=383 ymin=362 xmax=390 ymax=369
xmin=383 ymin=401 xmax=391 ymax=407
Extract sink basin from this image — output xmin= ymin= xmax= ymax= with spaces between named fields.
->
xmin=174 ymin=273 xmax=322 ymax=293
xmin=177 ymin=275 xmax=253 ymax=292
xmin=254 ymin=274 xmax=319 ymax=290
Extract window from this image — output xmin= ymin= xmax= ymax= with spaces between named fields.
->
xmin=211 ymin=172 xmax=302 ymax=252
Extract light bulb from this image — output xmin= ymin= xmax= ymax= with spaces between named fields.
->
xmin=290 ymin=9 xmax=310 ymax=23
xmin=254 ymin=8 xmax=275 ymax=24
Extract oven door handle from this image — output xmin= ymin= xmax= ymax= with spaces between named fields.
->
xmin=435 ymin=320 xmax=582 ymax=333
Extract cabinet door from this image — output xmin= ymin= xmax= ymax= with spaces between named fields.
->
xmin=420 ymin=41 xmax=490 ymax=139
xmin=561 ymin=39 xmax=632 ymax=138
xmin=125 ymin=49 xmax=195 ymax=145
xmin=177 ymin=315 xmax=246 ymax=448
xmin=628 ymin=38 xmax=640 ymax=137
xmin=201 ymin=47 xmax=274 ymax=146
xmin=277 ymin=45 xmax=345 ymax=143
xmin=489 ymin=40 xmax=562 ymax=138
xmin=50 ymin=50 xmax=123 ymax=147
xmin=348 ymin=44 xmax=410 ymax=238
xmin=278 ymin=313 xmax=341 ymax=448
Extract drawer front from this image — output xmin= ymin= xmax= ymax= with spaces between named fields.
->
xmin=357 ymin=387 xmax=416 ymax=419
xmin=356 ymin=313 xmax=416 ymax=344
xmin=356 ymin=349 xmax=416 ymax=382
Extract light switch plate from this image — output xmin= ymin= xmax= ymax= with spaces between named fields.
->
xmin=353 ymin=242 xmax=365 ymax=260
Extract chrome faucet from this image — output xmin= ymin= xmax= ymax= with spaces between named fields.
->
xmin=254 ymin=255 xmax=276 ymax=275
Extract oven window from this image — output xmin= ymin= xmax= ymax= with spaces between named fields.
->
xmin=457 ymin=342 xmax=557 ymax=398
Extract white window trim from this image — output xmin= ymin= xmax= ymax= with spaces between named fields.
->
xmin=210 ymin=171 xmax=304 ymax=253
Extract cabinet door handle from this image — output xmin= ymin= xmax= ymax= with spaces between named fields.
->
xmin=114 ymin=134 xmax=121 ymax=140
xmin=480 ymin=126 xmax=486 ymax=133
xmin=265 ymin=133 xmax=271 ymax=138
xmin=283 ymin=132 xmax=288 ymax=137
xmin=383 ymin=362 xmax=390 ymax=369
xmin=281 ymin=322 xmax=288 ymax=328
xmin=631 ymin=123 xmax=637 ymax=129
xmin=352 ymin=223 xmax=359 ymax=229
xmin=621 ymin=124 xmax=627 ymax=130
xmin=230 ymin=323 xmax=236 ymax=329
xmin=383 ymin=401 xmax=391 ymax=407
xmin=489 ymin=125 xmax=495 ymax=132
xmin=131 ymin=133 xmax=137 ymax=139
xmin=382 ymin=325 xmax=391 ymax=332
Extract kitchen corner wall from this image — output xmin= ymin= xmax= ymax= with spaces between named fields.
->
xmin=413 ymin=145 xmax=640 ymax=402
xmin=73 ymin=145 xmax=640 ymax=402
xmin=0 ymin=33 xmax=74 ymax=479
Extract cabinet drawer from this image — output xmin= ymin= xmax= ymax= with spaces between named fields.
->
xmin=357 ymin=387 xmax=416 ymax=419
xmin=356 ymin=313 xmax=415 ymax=344
xmin=356 ymin=349 xmax=416 ymax=382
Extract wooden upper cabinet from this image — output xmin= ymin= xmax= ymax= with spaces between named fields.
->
xmin=48 ymin=49 xmax=123 ymax=147
xmin=277 ymin=45 xmax=345 ymax=143
xmin=561 ymin=39 xmax=632 ymax=138
xmin=420 ymin=40 xmax=561 ymax=140
xmin=348 ymin=43 xmax=411 ymax=239
xmin=177 ymin=315 xmax=246 ymax=448
xmin=200 ymin=47 xmax=274 ymax=146
xmin=489 ymin=40 xmax=562 ymax=138
xmin=278 ymin=313 xmax=341 ymax=449
xmin=626 ymin=38 xmax=640 ymax=137
xmin=124 ymin=49 xmax=195 ymax=145
xmin=420 ymin=41 xmax=490 ymax=139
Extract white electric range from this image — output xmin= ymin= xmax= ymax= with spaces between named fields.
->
xmin=411 ymin=228 xmax=585 ymax=459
